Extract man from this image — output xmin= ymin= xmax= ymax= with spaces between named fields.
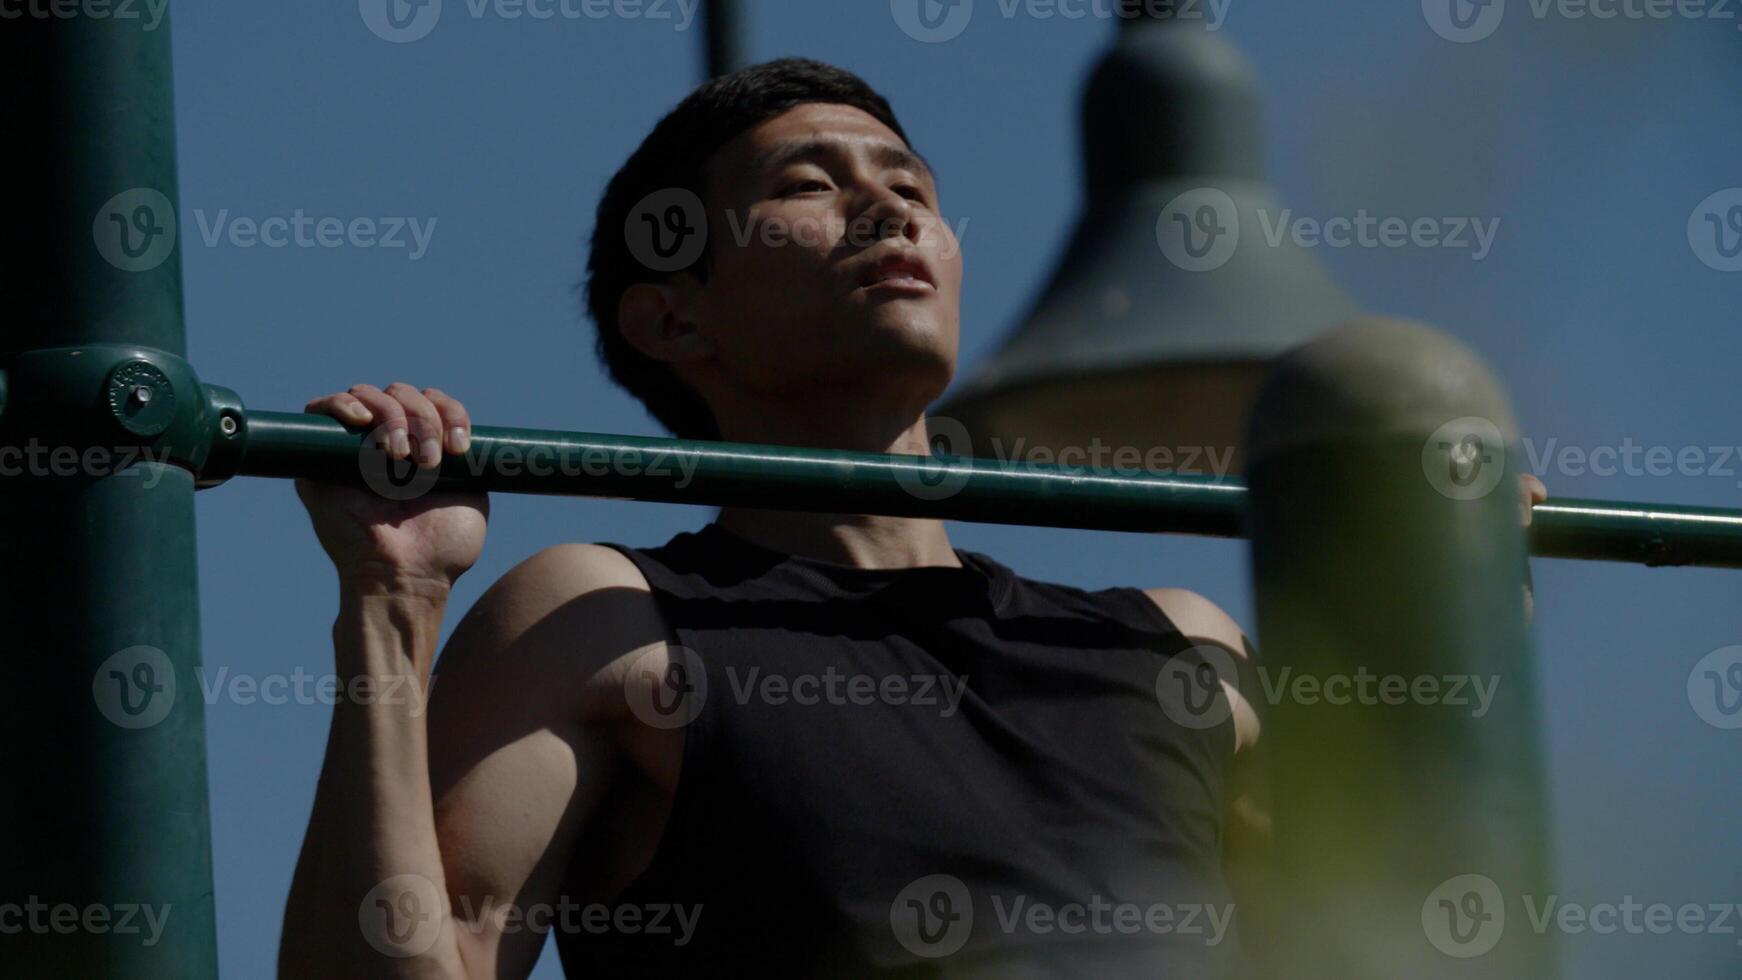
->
xmin=280 ymin=59 xmax=1545 ymax=978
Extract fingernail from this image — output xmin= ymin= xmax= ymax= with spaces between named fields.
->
xmin=347 ymin=403 xmax=371 ymax=421
xmin=420 ymin=438 xmax=441 ymax=468
xmin=391 ymin=429 xmax=411 ymax=458
xmin=448 ymin=427 xmax=470 ymax=453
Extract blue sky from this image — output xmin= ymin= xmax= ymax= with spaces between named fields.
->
xmin=165 ymin=2 xmax=1742 ymax=975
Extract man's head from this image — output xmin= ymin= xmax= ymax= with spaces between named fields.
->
xmin=587 ymin=59 xmax=963 ymax=442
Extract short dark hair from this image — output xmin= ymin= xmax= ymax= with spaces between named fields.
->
xmin=584 ymin=58 xmax=911 ymax=440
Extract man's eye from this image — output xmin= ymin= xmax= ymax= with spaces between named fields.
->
xmin=781 ymin=180 xmax=830 ymax=196
xmin=893 ymin=184 xmax=930 ymax=205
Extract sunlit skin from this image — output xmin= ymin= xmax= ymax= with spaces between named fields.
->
xmin=620 ymin=103 xmax=965 ymax=456
xmin=613 ymin=102 xmax=969 ymax=567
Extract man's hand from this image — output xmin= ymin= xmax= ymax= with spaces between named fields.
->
xmin=1519 ymin=473 xmax=1547 ymax=528
xmin=294 ymin=383 xmax=485 ymax=597
xmin=1519 ymin=473 xmax=1547 ymax=620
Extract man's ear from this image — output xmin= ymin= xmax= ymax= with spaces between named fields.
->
xmin=617 ymin=278 xmax=712 ymax=365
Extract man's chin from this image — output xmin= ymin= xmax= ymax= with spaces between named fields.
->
xmin=857 ymin=315 xmax=955 ymax=364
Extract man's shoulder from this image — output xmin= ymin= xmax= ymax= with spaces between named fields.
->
xmin=497 ymin=541 xmax=652 ymax=600
xmin=1138 ymin=588 xmax=1250 ymax=661
xmin=440 ymin=543 xmax=667 ymax=699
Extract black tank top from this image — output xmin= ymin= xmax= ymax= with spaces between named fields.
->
xmin=555 ymin=523 xmax=1255 ymax=978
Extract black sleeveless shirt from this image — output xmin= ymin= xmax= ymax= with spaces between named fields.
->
xmin=554 ymin=524 xmax=1254 ymax=978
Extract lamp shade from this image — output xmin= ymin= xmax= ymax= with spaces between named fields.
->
xmin=938 ymin=14 xmax=1357 ymax=475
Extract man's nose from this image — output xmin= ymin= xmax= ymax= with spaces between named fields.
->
xmin=855 ymin=186 xmax=920 ymax=246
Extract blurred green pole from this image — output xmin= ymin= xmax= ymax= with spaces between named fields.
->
xmin=1242 ymin=319 xmax=1556 ymax=977
xmin=0 ymin=4 xmax=219 ymax=977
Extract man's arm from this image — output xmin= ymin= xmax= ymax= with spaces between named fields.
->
xmin=1145 ymin=588 xmax=1260 ymax=754
xmin=1144 ymin=588 xmax=1273 ymax=957
xmin=278 ymin=543 xmax=665 ymax=979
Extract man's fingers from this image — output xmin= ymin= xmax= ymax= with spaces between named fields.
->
xmin=1518 ymin=474 xmax=1548 ymax=527
xmin=420 ymin=387 xmax=472 ymax=454
xmin=304 ymin=392 xmax=373 ymax=425
xmin=347 ymin=384 xmax=410 ymax=458
xmin=318 ymin=384 xmax=466 ymax=467
xmin=384 ymin=382 xmax=444 ymax=468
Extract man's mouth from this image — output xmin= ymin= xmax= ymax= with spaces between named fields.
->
xmin=860 ymin=253 xmax=937 ymax=293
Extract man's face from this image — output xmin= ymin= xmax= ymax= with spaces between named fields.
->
xmin=686 ymin=102 xmax=963 ymax=410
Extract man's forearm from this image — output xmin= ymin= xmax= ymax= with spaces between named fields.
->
xmin=280 ymin=586 xmax=474 ymax=980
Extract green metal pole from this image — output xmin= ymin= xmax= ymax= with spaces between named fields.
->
xmin=204 ymin=409 xmax=1742 ymax=569
xmin=1242 ymin=319 xmax=1556 ymax=976
xmin=0 ymin=5 xmax=218 ymax=977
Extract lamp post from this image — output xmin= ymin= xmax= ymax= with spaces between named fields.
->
xmin=940 ymin=10 xmax=1356 ymax=472
xmin=703 ymin=0 xmax=746 ymax=78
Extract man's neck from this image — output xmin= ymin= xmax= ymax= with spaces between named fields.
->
xmin=711 ymin=411 xmax=960 ymax=570
xmin=714 ymin=508 xmax=959 ymax=570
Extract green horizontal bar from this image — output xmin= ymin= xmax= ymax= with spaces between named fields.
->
xmin=231 ymin=411 xmax=1742 ymax=569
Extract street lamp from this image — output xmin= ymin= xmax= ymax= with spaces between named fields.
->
xmin=940 ymin=12 xmax=1357 ymax=473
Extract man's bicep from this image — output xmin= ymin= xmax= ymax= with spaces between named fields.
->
xmin=424 ymin=544 xmax=665 ymax=979
xmin=1141 ymin=587 xmax=1273 ymax=863
xmin=1143 ymin=587 xmax=1261 ymax=752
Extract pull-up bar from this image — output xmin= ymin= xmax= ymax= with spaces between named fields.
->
xmin=226 ymin=408 xmax=1742 ymax=569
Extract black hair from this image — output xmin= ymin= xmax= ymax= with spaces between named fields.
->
xmin=584 ymin=58 xmax=911 ymax=440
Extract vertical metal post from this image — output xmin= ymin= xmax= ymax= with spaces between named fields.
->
xmin=0 ymin=4 xmax=218 ymax=977
xmin=703 ymin=0 xmax=745 ymax=78
xmin=1242 ymin=319 xmax=1556 ymax=976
